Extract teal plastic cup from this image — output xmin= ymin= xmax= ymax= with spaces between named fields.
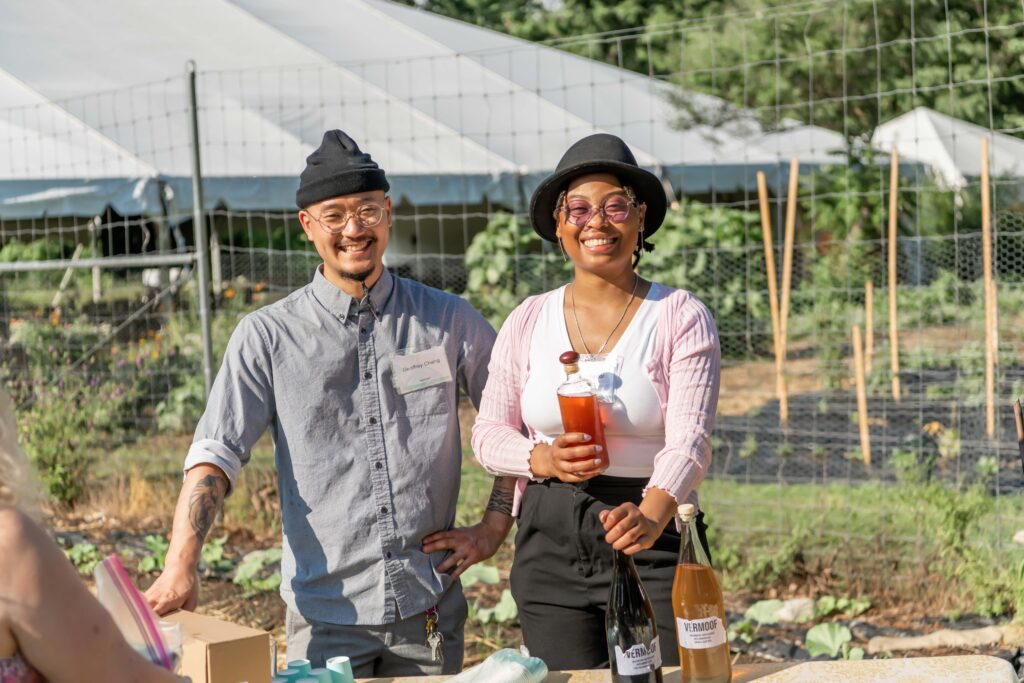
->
xmin=308 ymin=668 xmax=332 ymax=683
xmin=326 ymin=655 xmax=355 ymax=683
xmin=288 ymin=659 xmax=312 ymax=675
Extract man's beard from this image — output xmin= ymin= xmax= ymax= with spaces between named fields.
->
xmin=338 ymin=266 xmax=375 ymax=282
xmin=334 ymin=237 xmax=377 ymax=282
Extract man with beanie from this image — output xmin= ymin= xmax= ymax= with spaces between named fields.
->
xmin=145 ymin=130 xmax=515 ymax=676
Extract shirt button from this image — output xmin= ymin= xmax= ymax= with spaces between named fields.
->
xmin=380 ymin=506 xmax=388 ymax=514
xmin=386 ymin=551 xmax=393 ymax=559
xmin=360 ymin=327 xmax=368 ymax=334
xmin=369 ymin=417 xmax=377 ymax=425
xmin=364 ymin=371 xmax=372 ymax=379
xmin=375 ymin=462 xmax=383 ymax=470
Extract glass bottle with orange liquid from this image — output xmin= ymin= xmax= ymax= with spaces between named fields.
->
xmin=557 ymin=350 xmax=609 ymax=469
xmin=672 ymin=503 xmax=731 ymax=683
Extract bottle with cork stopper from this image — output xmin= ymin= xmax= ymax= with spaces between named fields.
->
xmin=557 ymin=350 xmax=609 ymax=469
xmin=671 ymin=504 xmax=731 ymax=683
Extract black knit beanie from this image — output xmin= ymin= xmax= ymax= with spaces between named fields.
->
xmin=295 ymin=130 xmax=389 ymax=209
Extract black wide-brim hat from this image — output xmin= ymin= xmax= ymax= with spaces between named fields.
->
xmin=529 ymin=133 xmax=668 ymax=243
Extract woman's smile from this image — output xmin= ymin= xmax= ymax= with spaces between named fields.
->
xmin=578 ymin=232 xmax=621 ymax=254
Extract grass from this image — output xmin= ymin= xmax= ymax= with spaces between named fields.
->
xmin=78 ymin=429 xmax=1024 ymax=622
xmin=700 ymin=477 xmax=1024 ymax=613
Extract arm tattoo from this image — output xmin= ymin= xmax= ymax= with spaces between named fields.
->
xmin=485 ymin=476 xmax=515 ymax=517
xmin=188 ymin=474 xmax=225 ymax=542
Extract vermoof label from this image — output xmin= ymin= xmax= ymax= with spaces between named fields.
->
xmin=676 ymin=616 xmax=727 ymax=649
xmin=614 ymin=637 xmax=662 ymax=675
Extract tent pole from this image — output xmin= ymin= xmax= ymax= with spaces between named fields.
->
xmin=187 ymin=60 xmax=215 ymax=400
xmin=156 ymin=179 xmax=174 ymax=313
xmin=90 ymin=214 xmax=102 ymax=304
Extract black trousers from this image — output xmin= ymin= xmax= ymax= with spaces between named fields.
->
xmin=509 ymin=476 xmax=711 ymax=672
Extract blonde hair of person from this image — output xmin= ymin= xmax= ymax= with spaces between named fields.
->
xmin=0 ymin=388 xmax=41 ymax=519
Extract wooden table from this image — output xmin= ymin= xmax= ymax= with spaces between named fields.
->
xmin=356 ymin=655 xmax=1017 ymax=682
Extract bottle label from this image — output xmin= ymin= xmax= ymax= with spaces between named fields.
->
xmin=676 ymin=616 xmax=727 ymax=649
xmin=614 ymin=637 xmax=661 ymax=675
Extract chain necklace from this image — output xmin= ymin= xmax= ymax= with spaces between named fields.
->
xmin=570 ymin=275 xmax=639 ymax=356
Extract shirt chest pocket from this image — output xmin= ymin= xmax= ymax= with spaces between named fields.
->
xmin=395 ymin=382 xmax=452 ymax=417
xmin=387 ymin=344 xmax=454 ymax=417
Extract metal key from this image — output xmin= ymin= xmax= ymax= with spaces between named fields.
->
xmin=427 ymin=629 xmax=445 ymax=664
xmin=425 ymin=606 xmax=444 ymax=665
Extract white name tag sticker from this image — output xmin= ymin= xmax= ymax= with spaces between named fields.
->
xmin=390 ymin=346 xmax=452 ymax=395
xmin=579 ymin=353 xmax=623 ymax=403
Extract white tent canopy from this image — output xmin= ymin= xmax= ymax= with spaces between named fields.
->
xmin=0 ymin=0 xmax=849 ymax=219
xmin=871 ymin=106 xmax=1024 ymax=190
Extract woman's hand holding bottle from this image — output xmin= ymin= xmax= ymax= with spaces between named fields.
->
xmin=598 ymin=488 xmax=678 ymax=555
xmin=529 ymin=433 xmax=606 ymax=481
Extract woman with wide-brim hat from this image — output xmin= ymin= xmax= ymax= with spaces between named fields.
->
xmin=472 ymin=133 xmax=721 ymax=670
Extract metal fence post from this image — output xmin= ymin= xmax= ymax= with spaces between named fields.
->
xmin=187 ymin=60 xmax=215 ymax=400
xmin=89 ymin=215 xmax=102 ymax=303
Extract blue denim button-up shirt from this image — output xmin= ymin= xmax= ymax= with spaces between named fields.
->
xmin=184 ymin=267 xmax=495 ymax=624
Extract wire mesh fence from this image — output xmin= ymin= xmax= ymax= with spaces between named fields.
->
xmin=3 ymin=0 xmax=1024 ymax=599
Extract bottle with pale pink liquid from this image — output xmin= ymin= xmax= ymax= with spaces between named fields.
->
xmin=672 ymin=504 xmax=731 ymax=683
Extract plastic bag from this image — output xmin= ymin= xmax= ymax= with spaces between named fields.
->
xmin=447 ymin=647 xmax=548 ymax=683
xmin=94 ymin=554 xmax=181 ymax=672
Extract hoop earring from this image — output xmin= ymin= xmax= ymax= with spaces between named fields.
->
xmin=558 ymin=238 xmax=567 ymax=261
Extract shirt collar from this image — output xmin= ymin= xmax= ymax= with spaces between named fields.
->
xmin=310 ymin=265 xmax=394 ymax=322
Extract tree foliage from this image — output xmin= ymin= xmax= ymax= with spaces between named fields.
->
xmin=399 ymin=0 xmax=1024 ymax=139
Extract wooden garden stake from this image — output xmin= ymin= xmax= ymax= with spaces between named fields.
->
xmin=864 ymin=280 xmax=874 ymax=374
xmin=982 ymin=137 xmax=996 ymax=439
xmin=757 ymin=171 xmax=787 ymax=424
xmin=887 ymin=149 xmax=901 ymax=402
xmin=780 ymin=158 xmax=799 ymax=353
xmin=852 ymin=324 xmax=871 ymax=468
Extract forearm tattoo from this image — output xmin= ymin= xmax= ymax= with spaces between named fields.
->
xmin=485 ymin=476 xmax=515 ymax=516
xmin=188 ymin=474 xmax=225 ymax=542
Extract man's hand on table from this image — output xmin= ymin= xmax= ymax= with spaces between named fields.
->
xmin=422 ymin=515 xmax=509 ymax=580
xmin=145 ymin=562 xmax=199 ymax=615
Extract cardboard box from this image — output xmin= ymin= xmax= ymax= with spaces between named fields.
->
xmin=164 ymin=610 xmax=272 ymax=683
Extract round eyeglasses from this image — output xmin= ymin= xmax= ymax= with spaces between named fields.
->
xmin=562 ymin=195 xmax=635 ymax=227
xmin=308 ymin=204 xmax=386 ymax=234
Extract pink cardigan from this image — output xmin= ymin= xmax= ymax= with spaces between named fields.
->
xmin=472 ymin=285 xmax=721 ymax=515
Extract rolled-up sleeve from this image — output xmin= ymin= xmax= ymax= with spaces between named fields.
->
xmin=183 ymin=313 xmax=275 ymax=493
xmin=455 ymin=301 xmax=497 ymax=410
xmin=644 ymin=296 xmax=720 ymax=503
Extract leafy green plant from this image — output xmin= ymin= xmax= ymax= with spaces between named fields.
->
xmin=805 ymin=623 xmax=863 ymax=659
xmin=460 ymin=563 xmax=501 ymax=588
xmin=727 ymin=618 xmax=756 ymax=645
xmin=138 ymin=534 xmax=170 ymax=573
xmin=730 ymin=526 xmax=810 ymax=590
xmin=889 ymin=448 xmax=932 ymax=486
xmin=200 ymin=535 xmax=234 ymax=575
xmin=739 ymin=435 xmax=758 ymax=460
xmin=14 ymin=374 xmax=119 ymax=506
xmin=462 ymin=212 xmax=569 ymax=329
xmin=64 ymin=541 xmax=101 ymax=576
xmin=233 ymin=548 xmax=282 ymax=593
xmin=814 ymin=595 xmax=871 ymax=619
xmin=155 ymin=373 xmax=206 ymax=433
xmin=975 ymin=456 xmax=999 ymax=484
xmin=474 ymin=589 xmax=518 ymax=624
xmin=645 ymin=201 xmax=767 ymax=358
xmin=744 ymin=599 xmax=784 ymax=625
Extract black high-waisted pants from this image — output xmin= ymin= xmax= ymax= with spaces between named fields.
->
xmin=509 ymin=476 xmax=711 ymax=671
